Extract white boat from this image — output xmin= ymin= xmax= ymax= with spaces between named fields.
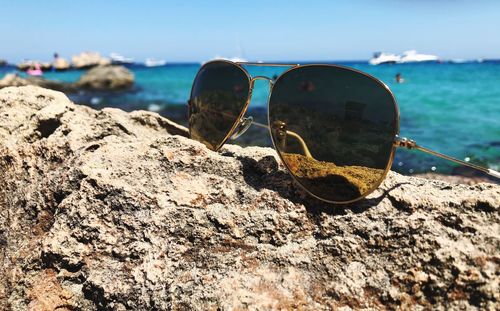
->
xmin=399 ymin=50 xmax=439 ymax=63
xmin=369 ymin=52 xmax=401 ymax=65
xmin=110 ymin=53 xmax=134 ymax=64
xmin=203 ymin=56 xmax=248 ymax=64
xmin=449 ymin=58 xmax=468 ymax=64
xmin=144 ymin=58 xmax=167 ymax=67
xmin=224 ymin=56 xmax=247 ymax=63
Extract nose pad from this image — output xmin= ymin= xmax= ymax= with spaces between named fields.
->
xmin=272 ymin=120 xmax=287 ymax=150
xmin=231 ymin=116 xmax=253 ymax=140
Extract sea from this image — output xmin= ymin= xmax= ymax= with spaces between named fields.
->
xmin=1 ymin=61 xmax=499 ymax=177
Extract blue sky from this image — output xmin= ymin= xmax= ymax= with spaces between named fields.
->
xmin=1 ymin=0 xmax=499 ymax=63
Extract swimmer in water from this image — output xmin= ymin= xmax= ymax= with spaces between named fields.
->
xmin=396 ymin=73 xmax=404 ymax=83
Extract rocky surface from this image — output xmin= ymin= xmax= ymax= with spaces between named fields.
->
xmin=53 ymin=57 xmax=71 ymax=71
xmin=0 ymin=65 xmax=134 ymax=92
xmin=0 ymin=74 xmax=28 ymax=88
xmin=0 ymin=86 xmax=499 ymax=310
xmin=415 ymin=173 xmax=493 ymax=186
xmin=72 ymin=52 xmax=111 ymax=69
xmin=76 ymin=65 xmax=134 ymax=90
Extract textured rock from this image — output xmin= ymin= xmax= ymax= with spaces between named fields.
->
xmin=415 ymin=173 xmax=493 ymax=185
xmin=0 ymin=86 xmax=499 ymax=310
xmin=75 ymin=65 xmax=134 ymax=90
xmin=0 ymin=74 xmax=28 ymax=88
xmin=71 ymin=52 xmax=111 ymax=69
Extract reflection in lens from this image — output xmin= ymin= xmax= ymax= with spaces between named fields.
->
xmin=189 ymin=61 xmax=250 ymax=150
xmin=269 ymin=65 xmax=397 ymax=203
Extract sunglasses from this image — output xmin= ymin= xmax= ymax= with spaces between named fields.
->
xmin=188 ymin=60 xmax=499 ymax=204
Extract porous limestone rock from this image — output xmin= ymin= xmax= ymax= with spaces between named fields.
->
xmin=0 ymin=86 xmax=498 ymax=310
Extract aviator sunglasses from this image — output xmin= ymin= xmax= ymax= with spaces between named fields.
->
xmin=188 ymin=60 xmax=499 ymax=204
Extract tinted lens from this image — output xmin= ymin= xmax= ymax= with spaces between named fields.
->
xmin=189 ymin=61 xmax=250 ymax=150
xmin=269 ymin=65 xmax=397 ymax=203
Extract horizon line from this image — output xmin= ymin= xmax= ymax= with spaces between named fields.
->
xmin=2 ymin=58 xmax=500 ymax=67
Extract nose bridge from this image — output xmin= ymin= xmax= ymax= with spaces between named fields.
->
xmin=250 ymin=76 xmax=274 ymax=94
xmin=251 ymin=75 xmax=273 ymax=84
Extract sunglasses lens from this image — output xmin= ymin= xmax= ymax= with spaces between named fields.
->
xmin=269 ymin=66 xmax=397 ymax=203
xmin=189 ymin=61 xmax=250 ymax=150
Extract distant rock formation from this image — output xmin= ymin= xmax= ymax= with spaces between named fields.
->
xmin=0 ymin=59 xmax=7 ymax=66
xmin=16 ymin=53 xmax=97 ymax=72
xmin=16 ymin=58 xmax=70 ymax=71
xmin=53 ymin=57 xmax=70 ymax=71
xmin=17 ymin=60 xmax=52 ymax=71
xmin=0 ymin=65 xmax=134 ymax=92
xmin=0 ymin=86 xmax=498 ymax=310
xmin=71 ymin=51 xmax=111 ymax=69
xmin=76 ymin=65 xmax=134 ymax=90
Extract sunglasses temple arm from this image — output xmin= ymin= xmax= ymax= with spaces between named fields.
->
xmin=191 ymin=103 xmax=313 ymax=158
xmin=395 ymin=135 xmax=500 ymax=178
xmin=251 ymin=121 xmax=313 ymax=158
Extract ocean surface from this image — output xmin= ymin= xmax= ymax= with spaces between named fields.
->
xmin=1 ymin=61 xmax=499 ymax=177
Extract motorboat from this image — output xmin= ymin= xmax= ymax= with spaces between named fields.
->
xmin=399 ymin=50 xmax=439 ymax=63
xmin=110 ymin=53 xmax=134 ymax=64
xmin=144 ymin=58 xmax=167 ymax=67
xmin=223 ymin=56 xmax=247 ymax=63
xmin=369 ymin=52 xmax=401 ymax=65
xmin=203 ymin=56 xmax=248 ymax=64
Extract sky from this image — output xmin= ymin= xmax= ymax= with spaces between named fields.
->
xmin=1 ymin=0 xmax=499 ymax=63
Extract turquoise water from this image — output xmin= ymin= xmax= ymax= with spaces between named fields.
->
xmin=1 ymin=62 xmax=499 ymax=176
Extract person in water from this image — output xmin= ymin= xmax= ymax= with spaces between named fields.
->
xmin=52 ymin=52 xmax=59 ymax=72
xmin=27 ymin=63 xmax=43 ymax=76
xmin=395 ymin=73 xmax=404 ymax=83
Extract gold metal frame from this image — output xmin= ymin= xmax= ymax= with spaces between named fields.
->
xmin=188 ymin=59 xmax=499 ymax=204
xmin=266 ymin=63 xmax=399 ymax=204
xmin=188 ymin=60 xmax=254 ymax=151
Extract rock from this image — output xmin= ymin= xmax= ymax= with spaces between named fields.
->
xmin=0 ymin=74 xmax=28 ymax=88
xmin=16 ymin=61 xmax=30 ymax=71
xmin=52 ymin=57 xmax=70 ymax=71
xmin=71 ymin=51 xmax=111 ymax=69
xmin=0 ymin=59 xmax=6 ymax=66
xmin=75 ymin=65 xmax=134 ymax=90
xmin=0 ymin=65 xmax=133 ymax=92
xmin=0 ymin=75 xmax=77 ymax=93
xmin=17 ymin=60 xmax=52 ymax=71
xmin=0 ymin=86 xmax=499 ymax=310
xmin=25 ymin=76 xmax=78 ymax=93
xmin=415 ymin=173 xmax=492 ymax=185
